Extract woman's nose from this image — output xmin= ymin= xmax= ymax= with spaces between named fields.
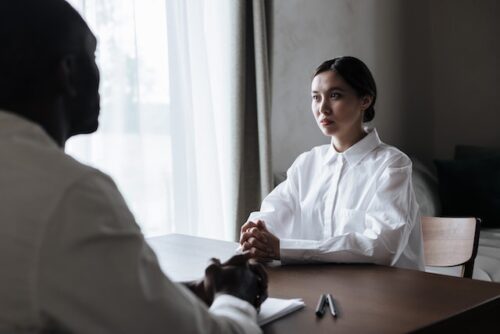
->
xmin=319 ymin=101 xmax=331 ymax=115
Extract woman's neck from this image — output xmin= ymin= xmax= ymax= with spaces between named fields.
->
xmin=331 ymin=127 xmax=367 ymax=153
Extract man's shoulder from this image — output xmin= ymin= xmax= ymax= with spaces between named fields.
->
xmin=0 ymin=112 xmax=106 ymax=189
xmin=37 ymin=149 xmax=121 ymax=208
xmin=0 ymin=130 xmax=115 ymax=216
xmin=16 ymin=137 xmax=105 ymax=188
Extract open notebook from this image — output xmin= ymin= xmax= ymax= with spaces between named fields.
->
xmin=258 ymin=297 xmax=305 ymax=326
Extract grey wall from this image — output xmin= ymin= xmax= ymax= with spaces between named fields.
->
xmin=429 ymin=0 xmax=500 ymax=159
xmin=270 ymin=0 xmax=499 ymax=174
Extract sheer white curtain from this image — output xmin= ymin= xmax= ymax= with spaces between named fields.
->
xmin=66 ymin=0 xmax=236 ymax=240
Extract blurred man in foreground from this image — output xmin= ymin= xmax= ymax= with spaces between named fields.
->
xmin=0 ymin=0 xmax=267 ymax=333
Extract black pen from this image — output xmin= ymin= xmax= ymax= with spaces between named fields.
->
xmin=326 ymin=293 xmax=337 ymax=317
xmin=315 ymin=294 xmax=327 ymax=317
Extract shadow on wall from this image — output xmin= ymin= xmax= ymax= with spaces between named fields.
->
xmin=374 ymin=0 xmax=499 ymax=167
xmin=428 ymin=0 xmax=500 ymax=161
xmin=397 ymin=0 xmax=434 ymax=166
xmin=372 ymin=0 xmax=434 ymax=167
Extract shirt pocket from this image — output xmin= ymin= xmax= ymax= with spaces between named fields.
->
xmin=334 ymin=208 xmax=367 ymax=235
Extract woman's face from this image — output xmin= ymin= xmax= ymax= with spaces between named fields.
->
xmin=311 ymin=70 xmax=369 ymax=138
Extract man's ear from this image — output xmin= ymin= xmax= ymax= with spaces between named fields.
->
xmin=57 ymin=55 xmax=78 ymax=97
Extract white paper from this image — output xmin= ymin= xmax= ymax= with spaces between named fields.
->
xmin=258 ymin=297 xmax=305 ymax=326
xmin=147 ymin=234 xmax=306 ymax=326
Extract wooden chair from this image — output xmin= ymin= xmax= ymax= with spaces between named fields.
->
xmin=421 ymin=216 xmax=481 ymax=278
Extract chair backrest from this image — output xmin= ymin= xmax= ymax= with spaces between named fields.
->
xmin=421 ymin=216 xmax=481 ymax=278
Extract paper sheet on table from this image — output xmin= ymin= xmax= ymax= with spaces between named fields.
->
xmin=147 ymin=234 xmax=304 ymax=326
xmin=258 ymin=297 xmax=305 ymax=326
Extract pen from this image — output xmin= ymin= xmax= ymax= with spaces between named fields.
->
xmin=326 ymin=293 xmax=337 ymax=317
xmin=315 ymin=294 xmax=327 ymax=317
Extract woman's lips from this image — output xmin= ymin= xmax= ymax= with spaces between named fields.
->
xmin=320 ymin=119 xmax=333 ymax=126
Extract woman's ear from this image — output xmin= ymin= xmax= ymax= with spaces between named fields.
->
xmin=57 ymin=54 xmax=78 ymax=97
xmin=360 ymin=95 xmax=373 ymax=111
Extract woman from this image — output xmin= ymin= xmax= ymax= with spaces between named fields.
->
xmin=240 ymin=56 xmax=424 ymax=270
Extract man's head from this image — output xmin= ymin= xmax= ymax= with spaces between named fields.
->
xmin=0 ymin=0 xmax=100 ymax=145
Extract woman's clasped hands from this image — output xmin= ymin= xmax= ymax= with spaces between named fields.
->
xmin=240 ymin=220 xmax=280 ymax=261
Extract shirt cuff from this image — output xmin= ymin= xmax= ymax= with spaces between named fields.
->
xmin=248 ymin=211 xmax=266 ymax=222
xmin=280 ymin=238 xmax=320 ymax=263
xmin=210 ymin=294 xmax=259 ymax=325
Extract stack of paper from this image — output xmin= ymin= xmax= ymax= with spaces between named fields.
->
xmin=258 ymin=297 xmax=305 ymax=326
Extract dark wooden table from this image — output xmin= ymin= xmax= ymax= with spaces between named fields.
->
xmin=148 ymin=234 xmax=500 ymax=333
xmin=263 ymin=264 xmax=500 ymax=333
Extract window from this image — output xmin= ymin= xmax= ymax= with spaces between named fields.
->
xmin=66 ymin=0 xmax=236 ymax=240
xmin=67 ymin=0 xmax=172 ymax=237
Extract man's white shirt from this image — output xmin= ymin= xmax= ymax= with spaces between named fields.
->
xmin=0 ymin=110 xmax=261 ymax=334
xmin=249 ymin=128 xmax=424 ymax=270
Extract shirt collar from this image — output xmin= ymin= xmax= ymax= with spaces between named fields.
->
xmin=0 ymin=109 xmax=59 ymax=149
xmin=323 ymin=128 xmax=382 ymax=166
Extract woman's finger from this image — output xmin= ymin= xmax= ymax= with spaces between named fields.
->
xmin=247 ymin=236 xmax=270 ymax=253
xmin=241 ymin=220 xmax=258 ymax=234
xmin=248 ymin=246 xmax=269 ymax=259
xmin=256 ymin=220 xmax=270 ymax=232
xmin=240 ymin=230 xmax=254 ymax=244
xmin=249 ymin=227 xmax=268 ymax=243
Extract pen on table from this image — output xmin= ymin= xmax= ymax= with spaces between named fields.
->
xmin=315 ymin=294 xmax=327 ymax=317
xmin=326 ymin=293 xmax=337 ymax=317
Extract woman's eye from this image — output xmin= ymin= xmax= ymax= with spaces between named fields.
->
xmin=330 ymin=92 xmax=341 ymax=99
xmin=312 ymin=95 xmax=319 ymax=101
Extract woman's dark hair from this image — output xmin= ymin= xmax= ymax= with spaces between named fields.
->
xmin=313 ymin=56 xmax=377 ymax=122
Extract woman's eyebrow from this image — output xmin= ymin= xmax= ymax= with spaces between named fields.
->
xmin=311 ymin=86 xmax=347 ymax=93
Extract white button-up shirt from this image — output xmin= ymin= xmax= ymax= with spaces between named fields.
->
xmin=0 ymin=110 xmax=261 ymax=334
xmin=249 ymin=129 xmax=424 ymax=270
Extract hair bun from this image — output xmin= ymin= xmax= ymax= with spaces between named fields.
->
xmin=363 ymin=106 xmax=375 ymax=122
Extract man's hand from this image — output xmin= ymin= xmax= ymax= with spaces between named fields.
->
xmin=240 ymin=220 xmax=280 ymax=261
xmin=204 ymin=253 xmax=268 ymax=310
xmin=182 ymin=278 xmax=215 ymax=307
xmin=185 ymin=253 xmax=268 ymax=310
